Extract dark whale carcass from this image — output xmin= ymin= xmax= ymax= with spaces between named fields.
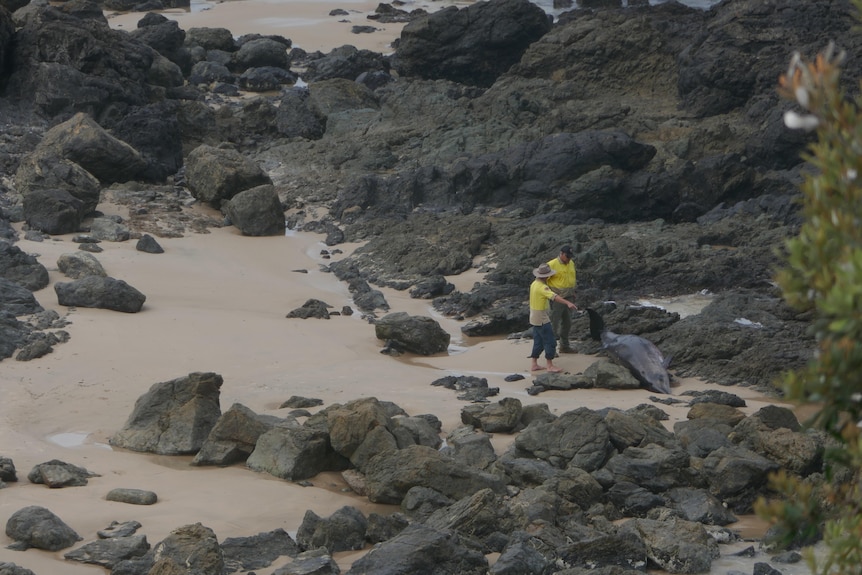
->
xmin=586 ymin=308 xmax=673 ymax=394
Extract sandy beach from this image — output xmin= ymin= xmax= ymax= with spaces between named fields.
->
xmin=105 ymin=0 xmax=473 ymax=54
xmin=0 ymin=198 xmax=800 ymax=574
xmin=0 ymin=3 xmax=807 ymax=574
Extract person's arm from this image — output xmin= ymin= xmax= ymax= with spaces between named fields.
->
xmin=552 ymin=293 xmax=577 ymax=310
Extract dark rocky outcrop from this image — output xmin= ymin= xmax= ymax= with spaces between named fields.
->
xmin=54 ymin=275 xmax=146 ymax=312
xmin=373 ymin=312 xmax=450 ymax=355
xmin=4 ymin=505 xmax=82 ymax=551
xmin=222 ymin=183 xmax=286 ymax=236
xmin=0 ymin=242 xmax=48 ymax=290
xmin=345 ymin=523 xmax=488 ymax=575
xmin=185 ymin=144 xmax=273 ymax=208
xmin=391 ymin=0 xmax=552 ymax=87
xmin=192 ymin=402 xmax=284 ymax=466
xmin=27 ymin=459 xmax=99 ymax=487
xmin=109 ymin=372 xmax=223 ymax=454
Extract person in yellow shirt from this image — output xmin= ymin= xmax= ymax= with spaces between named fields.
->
xmin=529 ymin=263 xmax=578 ymax=373
xmin=546 ymin=245 xmax=577 ymax=353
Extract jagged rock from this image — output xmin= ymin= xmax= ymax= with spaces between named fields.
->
xmin=425 ymin=488 xmax=511 ymax=542
xmin=0 ymin=277 xmax=43 ymax=317
xmin=25 ymin=113 xmax=147 ymax=186
xmin=286 ymin=298 xmax=332 ymax=319
xmin=512 ymin=407 xmax=614 ymax=472
xmin=57 ymin=251 xmax=107 ymax=279
xmin=442 ymin=426 xmax=497 ymax=470
xmin=390 ymin=414 xmax=442 ymax=449
xmin=221 ymin=528 xmax=298 ymax=573
xmin=701 ymin=445 xmax=780 ymax=513
xmin=400 ymin=486 xmax=454 ymax=522
xmin=0 ymin=456 xmax=17 ymax=483
xmin=296 ymin=506 xmax=367 ymax=553
xmin=230 ymin=37 xmax=290 ymax=72
xmin=109 ymin=372 xmax=223 ymax=454
xmin=246 ymin=425 xmax=349 ymax=481
xmin=89 ymin=216 xmax=131 ymax=241
xmin=192 ymin=402 xmax=285 ymax=466
xmin=604 ymin=444 xmax=693 ymax=493
xmin=665 ymin=487 xmax=738 ymax=526
xmin=346 ymin=523 xmax=488 ymax=574
xmin=374 ymin=311 xmax=450 ymax=355
xmin=391 ymin=0 xmax=551 ymax=87
xmin=54 ymin=275 xmax=146 ymax=312
xmin=363 ymin=444 xmax=505 ymax=504
xmin=617 ymin=516 xmax=720 ymax=574
xmin=366 ymin=512 xmax=409 ymax=544
xmin=4 ymin=505 xmax=81 ymax=551
xmin=460 ymin=397 xmax=522 ymax=433
xmin=64 ymin=534 xmax=150 ymax=568
xmin=0 ymin=243 xmax=48 ymax=291
xmin=185 ymin=144 xmax=272 ymax=208
xmin=136 ymin=234 xmax=164 ymax=253
xmin=22 ymin=188 xmax=86 ymax=235
xmin=27 ymin=459 xmax=99 ymax=487
xmin=98 ymin=520 xmax=142 ymax=539
xmin=273 ymin=547 xmax=339 ymax=575
xmin=222 ymin=184 xmax=285 ymax=236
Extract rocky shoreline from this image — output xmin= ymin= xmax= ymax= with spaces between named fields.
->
xmin=0 ymin=0 xmax=853 ymax=573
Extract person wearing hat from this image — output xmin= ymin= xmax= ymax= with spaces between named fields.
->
xmin=546 ymin=245 xmax=578 ymax=353
xmin=530 ymin=262 xmax=578 ymax=372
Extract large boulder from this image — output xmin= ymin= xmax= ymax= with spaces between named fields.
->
xmin=0 ymin=243 xmax=48 ymax=291
xmin=345 ymin=523 xmax=488 ymax=575
xmin=392 ymin=0 xmax=552 ymax=87
xmin=22 ymin=187 xmax=87 ymax=235
xmin=185 ymin=145 xmax=272 ymax=208
xmin=56 ymin=251 xmax=107 ymax=279
xmin=363 ymin=444 xmax=505 ymax=504
xmin=511 ymin=407 xmax=615 ymax=472
xmin=246 ymin=426 xmax=349 ymax=481
xmin=25 ymin=113 xmax=147 ymax=185
xmin=191 ymin=403 xmax=284 ymax=467
xmin=109 ymin=372 xmax=223 ymax=455
xmin=373 ymin=312 xmax=450 ymax=355
xmin=230 ymin=37 xmax=289 ymax=72
xmin=54 ymin=275 xmax=146 ymax=313
xmin=5 ymin=2 xmax=156 ymax=120
xmin=222 ymin=184 xmax=286 ymax=236
xmin=0 ymin=277 xmax=43 ymax=316
xmin=4 ymin=506 xmax=81 ymax=551
xmin=617 ymin=517 xmax=720 ymax=574
xmin=296 ymin=506 xmax=367 ymax=553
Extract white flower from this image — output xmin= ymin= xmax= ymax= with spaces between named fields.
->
xmin=784 ymin=110 xmax=820 ymax=131
xmin=794 ymin=86 xmax=810 ymax=109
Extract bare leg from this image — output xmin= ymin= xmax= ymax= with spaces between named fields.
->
xmin=546 ymin=360 xmax=562 ymax=373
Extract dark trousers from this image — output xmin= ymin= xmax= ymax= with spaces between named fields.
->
xmin=549 ymin=299 xmax=572 ymax=349
xmin=530 ymin=322 xmax=556 ymax=360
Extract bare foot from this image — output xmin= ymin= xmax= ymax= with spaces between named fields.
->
xmin=547 ymin=367 xmax=563 ymax=373
xmin=531 ymin=366 xmax=546 ymax=372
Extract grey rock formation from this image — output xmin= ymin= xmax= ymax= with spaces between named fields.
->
xmin=109 ymin=372 xmax=223 ymax=454
xmin=185 ymin=144 xmax=273 ymax=208
xmin=54 ymin=275 xmax=146 ymax=312
xmin=373 ymin=312 xmax=450 ymax=355
xmin=222 ymin=184 xmax=285 ymax=236
xmin=4 ymin=505 xmax=81 ymax=551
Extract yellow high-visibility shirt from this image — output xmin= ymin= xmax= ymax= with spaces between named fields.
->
xmin=529 ymin=279 xmax=555 ymax=325
xmin=546 ymin=257 xmax=576 ymax=295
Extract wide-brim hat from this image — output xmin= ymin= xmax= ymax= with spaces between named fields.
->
xmin=533 ymin=263 xmax=556 ymax=278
